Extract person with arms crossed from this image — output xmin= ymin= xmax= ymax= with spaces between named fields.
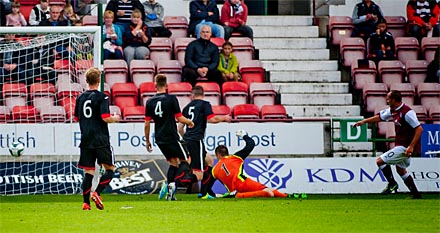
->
xmin=353 ymin=90 xmax=422 ymax=199
xmin=144 ymin=74 xmax=195 ymax=201
xmin=74 ymin=67 xmax=120 ymax=210
xmin=178 ymin=85 xmax=232 ymax=197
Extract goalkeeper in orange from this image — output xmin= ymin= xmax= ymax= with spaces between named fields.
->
xmin=203 ymin=129 xmax=294 ymax=199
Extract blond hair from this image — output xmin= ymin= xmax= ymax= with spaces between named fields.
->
xmin=85 ymin=67 xmax=101 ymax=86
xmin=104 ymin=10 xmax=114 ymax=19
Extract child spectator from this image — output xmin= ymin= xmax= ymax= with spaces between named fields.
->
xmin=6 ymin=2 xmax=27 ymax=27
xmin=29 ymin=0 xmax=50 ymax=26
xmin=103 ymin=10 xmax=124 ymax=60
xmin=218 ymin=41 xmax=240 ymax=82
xmin=123 ymin=9 xmax=151 ymax=67
xmin=61 ymin=4 xmax=80 ymax=26
xmin=368 ymin=18 xmax=395 ymax=65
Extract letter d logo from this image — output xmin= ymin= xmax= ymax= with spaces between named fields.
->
xmin=340 ymin=119 xmax=367 ymax=142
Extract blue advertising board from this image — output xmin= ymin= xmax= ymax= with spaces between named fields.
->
xmin=421 ymin=124 xmax=440 ymax=157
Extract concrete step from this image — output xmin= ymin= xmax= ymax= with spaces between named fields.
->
xmin=253 ymin=26 xmax=319 ymax=38
xmin=281 ymin=93 xmax=353 ymax=105
xmin=269 ymin=71 xmax=342 ymax=83
xmin=248 ymin=16 xmax=312 ymax=26
xmin=273 ymin=83 xmax=349 ymax=94
xmin=286 ymin=105 xmax=361 ymax=117
xmin=259 ymin=49 xmax=329 ymax=60
xmin=262 ymin=60 xmax=338 ymax=71
xmin=254 ymin=38 xmax=327 ymax=49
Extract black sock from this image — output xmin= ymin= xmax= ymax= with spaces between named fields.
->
xmin=167 ymin=165 xmax=178 ymax=184
xmin=95 ymin=170 xmax=114 ymax=195
xmin=403 ymin=175 xmax=419 ymax=194
xmin=380 ymin=164 xmax=396 ymax=184
xmin=82 ymin=173 xmax=93 ymax=204
xmin=201 ymin=166 xmax=216 ymax=196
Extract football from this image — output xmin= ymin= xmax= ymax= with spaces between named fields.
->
xmin=9 ymin=142 xmax=25 ymax=157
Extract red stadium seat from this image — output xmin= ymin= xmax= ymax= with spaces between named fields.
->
xmin=239 ymin=60 xmax=265 ymax=86
xmin=421 ymin=37 xmax=440 ymax=62
xmin=351 ymin=59 xmax=377 ymax=90
xmin=40 ymin=106 xmax=66 ymax=123
xmin=374 ymin=105 xmax=393 ymax=136
xmin=429 ymin=105 xmax=440 ymax=121
xmin=260 ymin=105 xmax=287 ymax=119
xmin=222 ymin=82 xmax=249 ymax=110
xmin=163 ymin=16 xmax=189 ymax=42
xmin=210 ymin=37 xmax=226 ymax=50
xmin=0 ymin=105 xmax=11 ymax=123
xmin=3 ymin=83 xmax=28 ymax=110
xmin=57 ymin=82 xmax=83 ymax=99
xmin=109 ymin=105 xmax=122 ymax=116
xmin=228 ymin=37 xmax=254 ymax=62
xmin=249 ymin=82 xmax=276 ymax=109
xmin=19 ymin=0 xmax=39 ymax=5
xmin=75 ymin=60 xmax=93 ymax=89
xmin=53 ymin=59 xmax=73 ymax=74
xmin=82 ymin=15 xmax=98 ymax=26
xmin=21 ymin=5 xmax=34 ymax=23
xmin=395 ymin=37 xmax=419 ymax=64
xmin=30 ymin=83 xmax=56 ymax=111
xmin=195 ymin=82 xmax=221 ymax=106
xmin=417 ymin=83 xmax=440 ymax=112
xmin=384 ymin=16 xmax=407 ymax=38
xmin=130 ymin=60 xmax=155 ymax=88
xmin=212 ymin=105 xmax=231 ymax=116
xmin=58 ymin=96 xmax=76 ymax=121
xmin=390 ymin=83 xmax=416 ymax=106
xmin=328 ymin=16 xmax=353 ymax=46
xmin=174 ymin=37 xmax=196 ymax=66
xmin=167 ymin=82 xmax=193 ymax=110
xmin=363 ymin=83 xmax=388 ymax=114
xmin=340 ymin=37 xmax=365 ymax=67
xmin=406 ymin=60 xmax=428 ymax=89
xmin=103 ymin=59 xmax=128 ymax=88
xmin=409 ymin=105 xmax=428 ymax=123
xmin=232 ymin=104 xmax=259 ymax=120
xmin=149 ymin=37 xmax=173 ymax=65
xmin=112 ymin=83 xmax=138 ymax=112
xmin=139 ymin=82 xmax=156 ymax=104
xmin=123 ymin=106 xmax=145 ymax=122
xmin=12 ymin=106 xmax=40 ymax=123
xmin=156 ymin=60 xmax=182 ymax=83
xmin=378 ymin=60 xmax=404 ymax=88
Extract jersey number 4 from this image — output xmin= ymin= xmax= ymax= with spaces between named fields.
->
xmin=155 ymin=101 xmax=163 ymax=117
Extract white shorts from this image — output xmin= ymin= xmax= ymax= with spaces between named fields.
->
xmin=380 ymin=146 xmax=411 ymax=168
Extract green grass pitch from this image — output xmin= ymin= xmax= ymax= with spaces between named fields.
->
xmin=1 ymin=193 xmax=439 ymax=233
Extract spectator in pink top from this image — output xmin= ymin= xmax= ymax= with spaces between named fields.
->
xmin=221 ymin=0 xmax=253 ymax=41
xmin=6 ymin=2 xmax=27 ymax=27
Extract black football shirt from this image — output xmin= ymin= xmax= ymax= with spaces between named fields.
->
xmin=181 ymin=99 xmax=214 ymax=141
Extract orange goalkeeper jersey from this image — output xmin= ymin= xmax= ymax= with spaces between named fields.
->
xmin=212 ymin=155 xmax=248 ymax=192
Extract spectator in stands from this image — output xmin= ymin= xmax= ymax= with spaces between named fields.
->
xmin=143 ymin=0 xmax=172 ymax=37
xmin=182 ymin=25 xmax=222 ymax=87
xmin=61 ymin=4 xmax=81 ymax=26
xmin=105 ymin=0 xmax=145 ymax=34
xmin=368 ymin=18 xmax=395 ymax=65
xmin=29 ymin=0 xmax=50 ymax=26
xmin=218 ymin=41 xmax=241 ymax=82
xmin=39 ymin=5 xmax=67 ymax=26
xmin=103 ymin=10 xmax=124 ymax=60
xmin=0 ymin=2 xmax=6 ymax=26
xmin=189 ymin=0 xmax=225 ymax=39
xmin=26 ymin=35 xmax=57 ymax=85
xmin=2 ymin=0 xmax=11 ymax=15
xmin=220 ymin=0 xmax=253 ymax=41
xmin=6 ymin=1 xmax=27 ymax=27
xmin=123 ymin=9 xmax=151 ymax=67
xmin=72 ymin=0 xmax=101 ymax=16
xmin=426 ymin=46 xmax=440 ymax=83
xmin=0 ymin=33 xmax=27 ymax=85
xmin=406 ymin=0 xmax=439 ymax=41
xmin=351 ymin=0 xmax=384 ymax=41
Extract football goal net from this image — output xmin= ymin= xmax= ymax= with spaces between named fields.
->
xmin=0 ymin=26 xmax=101 ymax=195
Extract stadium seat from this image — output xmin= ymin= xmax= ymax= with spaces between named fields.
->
xmin=149 ymin=38 xmax=173 ymax=65
xmin=373 ymin=105 xmax=390 ymax=136
xmin=111 ymin=83 xmax=138 ymax=112
xmin=75 ymin=60 xmax=93 ymax=89
xmin=82 ymin=15 xmax=98 ymax=26
xmin=21 ymin=5 xmax=34 ymax=23
xmin=417 ymin=83 xmax=440 ymax=111
xmin=405 ymin=60 xmax=428 ymax=89
xmin=12 ymin=106 xmax=40 ymax=123
xmin=228 ymin=37 xmax=254 ymax=62
xmin=210 ymin=37 xmax=226 ymax=50
xmin=130 ymin=60 xmax=155 ymax=88
xmin=3 ymin=83 xmax=28 ymax=110
xmin=0 ymin=105 xmax=11 ymax=123
xmin=163 ymin=16 xmax=189 ymax=42
xmin=53 ymin=59 xmax=73 ymax=74
xmin=195 ymin=82 xmax=221 ymax=106
xmin=174 ymin=37 xmax=196 ymax=66
xmin=222 ymin=82 xmax=249 ymax=110
xmin=139 ymin=82 xmax=156 ymax=104
xmin=30 ymin=83 xmax=56 ymax=111
xmin=59 ymin=96 xmax=76 ymax=121
xmin=40 ymin=106 xmax=66 ymax=123
xmin=384 ymin=16 xmax=407 ymax=38
xmin=167 ymin=82 xmax=193 ymax=110
xmin=260 ymin=105 xmax=288 ymax=119
xmin=156 ymin=60 xmax=182 ymax=83
xmin=103 ymin=59 xmax=128 ymax=88
xmin=390 ymin=83 xmax=416 ymax=106
xmin=378 ymin=60 xmax=404 ymax=88
xmin=109 ymin=105 xmax=122 ymax=117
xmin=395 ymin=37 xmax=419 ymax=64
xmin=249 ymin=82 xmax=276 ymax=109
xmin=57 ymin=82 xmax=83 ymax=99
xmin=211 ymin=105 xmax=231 ymax=116
xmin=340 ymin=37 xmax=365 ymax=67
xmin=363 ymin=82 xmax=388 ymax=114
xmin=103 ymin=83 xmax=111 ymax=103
xmin=19 ymin=0 xmax=39 ymax=5
xmin=328 ymin=16 xmax=353 ymax=46
xmin=421 ymin=37 xmax=440 ymax=62
xmin=409 ymin=105 xmax=428 ymax=123
xmin=232 ymin=104 xmax=259 ymax=120
xmin=429 ymin=105 xmax=440 ymax=123
xmin=351 ymin=59 xmax=377 ymax=90
xmin=123 ymin=106 xmax=146 ymax=122
xmin=239 ymin=60 xmax=265 ymax=86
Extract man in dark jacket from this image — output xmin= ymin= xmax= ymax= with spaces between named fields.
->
xmin=188 ymin=0 xmax=224 ymax=38
xmin=182 ymin=25 xmax=222 ymax=87
xmin=351 ymin=0 xmax=384 ymax=41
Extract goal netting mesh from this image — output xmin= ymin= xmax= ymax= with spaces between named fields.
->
xmin=0 ymin=26 xmax=101 ymax=195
